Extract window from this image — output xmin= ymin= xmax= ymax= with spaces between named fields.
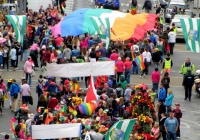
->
xmin=168 ymin=4 xmax=186 ymax=9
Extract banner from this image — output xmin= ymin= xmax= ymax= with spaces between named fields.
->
xmin=47 ymin=61 xmax=115 ymax=77
xmin=31 ymin=123 xmax=82 ymax=139
xmin=180 ymin=18 xmax=200 ymax=53
xmin=6 ymin=15 xmax=26 ymax=45
xmin=105 ymin=119 xmax=136 ymax=140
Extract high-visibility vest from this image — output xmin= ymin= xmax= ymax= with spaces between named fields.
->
xmin=173 ymin=27 xmax=177 ymax=34
xmin=160 ymin=17 xmax=163 ymax=24
xmin=164 ymin=59 xmax=172 ymax=69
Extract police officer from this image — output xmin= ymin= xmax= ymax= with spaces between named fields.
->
xmin=180 ymin=58 xmax=195 ymax=84
xmin=182 ymin=70 xmax=194 ymax=101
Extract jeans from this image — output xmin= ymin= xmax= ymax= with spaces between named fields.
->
xmin=154 ymin=62 xmax=159 ymax=69
xmin=125 ymin=69 xmax=131 ymax=84
xmin=167 ymin=132 xmax=176 ymax=140
xmin=26 ymin=73 xmax=32 ymax=86
xmin=23 ymin=49 xmax=29 ymax=61
xmin=169 ymin=43 xmax=175 ymax=55
xmin=20 ymin=49 xmax=23 ymax=61
xmin=132 ymin=66 xmax=138 ymax=74
xmin=166 ymin=106 xmax=171 ymax=117
xmin=22 ymin=96 xmax=30 ymax=105
xmin=152 ymin=82 xmax=159 ymax=95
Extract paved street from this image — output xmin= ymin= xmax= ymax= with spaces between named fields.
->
xmin=0 ymin=0 xmax=200 ymax=139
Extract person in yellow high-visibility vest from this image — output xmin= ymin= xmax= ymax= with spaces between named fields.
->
xmin=162 ymin=53 xmax=173 ymax=76
xmin=171 ymin=23 xmax=177 ymax=34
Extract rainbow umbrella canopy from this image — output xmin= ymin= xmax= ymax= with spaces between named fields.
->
xmin=51 ymin=8 xmax=157 ymax=41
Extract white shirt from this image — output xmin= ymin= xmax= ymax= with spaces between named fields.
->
xmin=168 ymin=31 xmax=176 ymax=43
xmin=20 ymin=83 xmax=30 ymax=96
xmin=142 ymin=51 xmax=152 ymax=62
xmin=10 ymin=48 xmax=17 ymax=60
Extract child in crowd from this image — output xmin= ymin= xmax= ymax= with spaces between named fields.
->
xmin=148 ymin=88 xmax=157 ymax=105
xmin=172 ymin=103 xmax=182 ymax=139
xmin=3 ymin=134 xmax=9 ymax=140
xmin=165 ymin=89 xmax=174 ymax=117
xmin=41 ymin=61 xmax=47 ymax=78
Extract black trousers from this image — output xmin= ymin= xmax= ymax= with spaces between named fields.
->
xmin=185 ymin=86 xmax=192 ymax=99
xmin=3 ymin=57 xmax=9 ymax=70
xmin=117 ymin=72 xmax=123 ymax=82
xmin=176 ymin=125 xmax=180 ymax=137
xmin=169 ymin=43 xmax=175 ymax=55
xmin=85 ymin=76 xmax=90 ymax=88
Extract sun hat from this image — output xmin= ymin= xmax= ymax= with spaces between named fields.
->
xmin=154 ymin=48 xmax=159 ymax=51
xmin=98 ymin=125 xmax=108 ymax=132
xmin=8 ymin=79 xmax=12 ymax=82
xmin=20 ymin=104 xmax=29 ymax=110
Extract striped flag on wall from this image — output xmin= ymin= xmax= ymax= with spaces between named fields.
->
xmin=105 ymin=119 xmax=136 ymax=140
xmin=6 ymin=15 xmax=27 ymax=46
xmin=180 ymin=18 xmax=200 ymax=53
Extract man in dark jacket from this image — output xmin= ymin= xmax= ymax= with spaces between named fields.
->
xmin=124 ymin=45 xmax=132 ymax=60
xmin=152 ymin=48 xmax=161 ymax=69
xmin=158 ymin=101 xmax=166 ymax=121
xmin=142 ymin=0 xmax=152 ymax=13
xmin=22 ymin=36 xmax=30 ymax=61
xmin=183 ymin=70 xmax=194 ymax=101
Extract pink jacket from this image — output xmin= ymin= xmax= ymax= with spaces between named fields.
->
xmin=116 ymin=60 xmax=124 ymax=72
xmin=50 ymin=53 xmax=58 ymax=62
xmin=80 ymin=34 xmax=90 ymax=49
xmin=151 ymin=71 xmax=160 ymax=83
xmin=0 ymin=83 xmax=6 ymax=92
xmin=151 ymin=127 xmax=160 ymax=138
xmin=25 ymin=60 xmax=33 ymax=73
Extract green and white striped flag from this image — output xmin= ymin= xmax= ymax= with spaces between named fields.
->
xmin=90 ymin=17 xmax=110 ymax=49
xmin=105 ymin=119 xmax=136 ymax=140
xmin=6 ymin=15 xmax=27 ymax=46
xmin=180 ymin=18 xmax=200 ymax=53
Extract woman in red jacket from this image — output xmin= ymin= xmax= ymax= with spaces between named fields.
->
xmin=42 ymin=48 xmax=51 ymax=63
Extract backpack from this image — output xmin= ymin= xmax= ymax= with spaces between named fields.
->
xmin=116 ymin=89 xmax=122 ymax=98
xmin=146 ymin=0 xmax=152 ymax=9
xmin=30 ymin=50 xmax=35 ymax=55
xmin=132 ymin=0 xmax=137 ymax=6
xmin=161 ymin=78 xmax=168 ymax=87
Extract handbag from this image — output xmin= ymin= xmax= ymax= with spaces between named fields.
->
xmin=4 ymin=94 xmax=9 ymax=100
xmin=14 ymin=93 xmax=18 ymax=99
xmin=29 ymin=96 xmax=33 ymax=105
xmin=31 ymin=69 xmax=35 ymax=77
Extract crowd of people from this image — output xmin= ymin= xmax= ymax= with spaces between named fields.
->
xmin=0 ymin=0 xmax=197 ymax=140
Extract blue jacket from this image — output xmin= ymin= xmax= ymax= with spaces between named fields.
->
xmin=150 ymin=35 xmax=156 ymax=44
xmin=165 ymin=94 xmax=174 ymax=106
xmin=40 ymin=37 xmax=50 ymax=47
xmin=10 ymin=83 xmax=20 ymax=96
xmin=158 ymin=87 xmax=166 ymax=101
